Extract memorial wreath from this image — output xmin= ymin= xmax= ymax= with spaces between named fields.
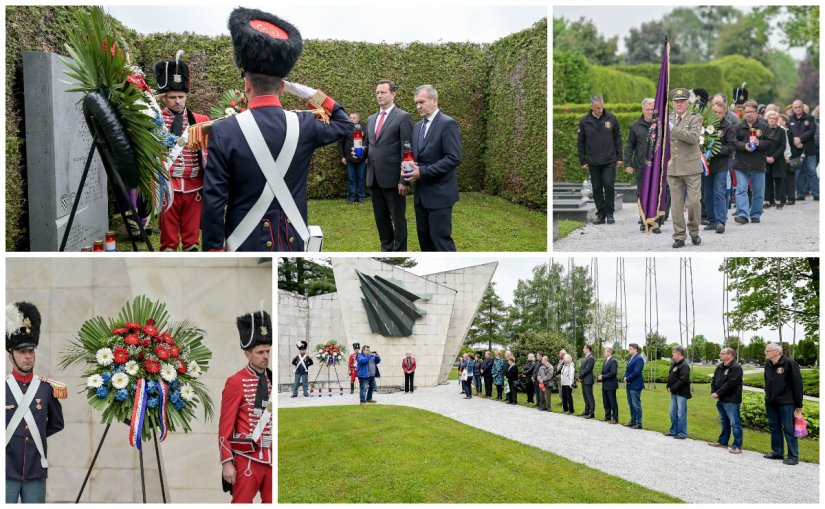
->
xmin=315 ymin=340 xmax=347 ymax=365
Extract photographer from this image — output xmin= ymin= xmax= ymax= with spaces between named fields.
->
xmin=356 ymin=345 xmax=381 ymax=405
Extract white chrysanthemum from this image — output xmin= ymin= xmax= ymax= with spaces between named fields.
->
xmin=87 ymin=374 xmax=104 ymax=389
xmin=96 ymin=348 xmax=114 ymax=367
xmin=699 ymin=135 xmax=705 ymax=146
xmin=160 ymin=363 xmax=178 ymax=383
xmin=225 ymin=107 xmax=236 ymax=116
xmin=187 ymin=361 xmax=202 ymax=378
xmin=124 ymin=360 xmax=139 ymax=376
xmin=180 ymin=383 xmax=195 ymax=402
xmin=111 ymin=372 xmax=130 ymax=390
xmin=705 ymin=125 xmax=715 ymax=135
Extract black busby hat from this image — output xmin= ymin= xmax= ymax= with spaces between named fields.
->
xmin=692 ymin=88 xmax=709 ymax=108
xmin=733 ymin=83 xmax=749 ymax=105
xmin=237 ymin=310 xmax=272 ymax=350
xmin=154 ymin=50 xmax=190 ymax=93
xmin=228 ymin=8 xmax=303 ymax=78
xmin=296 ymin=341 xmax=308 ymax=350
xmin=352 ymin=342 xmax=360 ymax=350
xmin=6 ymin=302 xmax=41 ymax=352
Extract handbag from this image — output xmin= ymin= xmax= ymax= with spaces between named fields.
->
xmin=460 ymin=369 xmax=468 ymax=382
xmin=788 ymin=155 xmax=804 ymax=171
xmin=793 ymin=413 xmax=808 ymax=438
xmin=539 ymin=382 xmax=546 ymax=391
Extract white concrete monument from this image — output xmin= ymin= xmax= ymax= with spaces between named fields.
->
xmin=278 ymin=259 xmax=497 ymax=390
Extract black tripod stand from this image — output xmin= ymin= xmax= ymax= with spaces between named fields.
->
xmin=75 ymin=422 xmax=167 ymax=503
xmin=309 ymin=357 xmax=345 ymax=397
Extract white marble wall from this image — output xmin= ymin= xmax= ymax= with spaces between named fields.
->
xmin=6 ymin=257 xmax=272 ymax=503
xmin=278 ymin=259 xmax=496 ymax=389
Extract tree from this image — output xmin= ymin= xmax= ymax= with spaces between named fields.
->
xmin=278 ymin=258 xmax=335 ymax=296
xmin=794 ymin=56 xmax=820 ymax=107
xmin=764 ymin=49 xmax=799 ymax=107
xmin=373 ymin=257 xmax=418 ymax=268
xmin=644 ymin=331 xmax=668 ymax=360
xmin=584 ymin=301 xmax=625 ymax=357
xmin=721 ymin=257 xmax=819 ymax=343
xmin=553 ymin=17 xmax=619 ymax=65
xmin=511 ymin=330 xmax=574 ymax=370
xmin=714 ymin=10 xmax=772 ymax=65
xmin=690 ymin=334 xmax=708 ymax=362
xmin=781 ymin=6 xmax=819 ymax=67
xmin=466 ymin=282 xmax=508 ymax=351
xmin=747 ymin=335 xmax=767 ymax=364
xmin=796 ymin=338 xmax=819 ymax=366
xmin=704 ymin=341 xmax=721 ymax=363
xmin=624 ymin=20 xmax=683 ymax=65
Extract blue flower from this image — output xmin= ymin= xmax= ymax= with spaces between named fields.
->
xmin=147 ymin=381 xmax=158 ymax=394
xmin=114 ymin=389 xmax=129 ymax=402
xmin=153 ymin=116 xmax=164 ymax=127
xmin=172 ymin=399 xmax=185 ymax=411
xmin=169 ymin=390 xmax=181 ymax=404
xmin=96 ymin=386 xmax=109 ymax=399
xmin=147 ymin=396 xmax=160 ymax=409
xmin=101 ymin=372 xmax=112 ymax=385
xmin=170 ymin=380 xmax=180 ymax=390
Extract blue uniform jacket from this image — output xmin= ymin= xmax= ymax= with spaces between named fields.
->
xmin=202 ymin=95 xmax=352 ymax=251
xmin=600 ymin=357 xmax=619 ymax=390
xmin=6 ymin=376 xmax=64 ymax=480
xmin=356 ymin=353 xmax=381 ymax=379
xmin=623 ymin=353 xmax=645 ymax=391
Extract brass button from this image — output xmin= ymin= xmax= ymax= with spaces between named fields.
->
xmin=288 ymin=237 xmax=294 ymax=243
xmin=286 ymin=219 xmax=291 ymax=224
xmin=263 ymin=221 xmax=270 ymax=229
xmin=25 ymin=437 xmax=29 ymax=442
xmin=266 ymin=241 xmax=273 ymax=247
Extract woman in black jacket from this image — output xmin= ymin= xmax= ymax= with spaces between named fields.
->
xmin=523 ymin=354 xmax=537 ymax=404
xmin=505 ymin=357 xmax=519 ymax=405
xmin=765 ymin=110 xmax=788 ymax=209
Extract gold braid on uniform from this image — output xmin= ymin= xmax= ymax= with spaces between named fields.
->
xmin=40 ymin=376 xmax=68 ymax=399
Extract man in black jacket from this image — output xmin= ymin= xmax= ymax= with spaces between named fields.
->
xmin=708 ymin=347 xmax=743 ymax=453
xmin=625 ymin=98 xmax=663 ymax=233
xmin=788 ymin=99 xmax=819 ymax=200
xmin=763 ymin=343 xmax=804 ymax=465
xmin=577 ymin=344 xmax=596 ymax=418
xmin=732 ymin=100 xmax=775 ymax=225
xmin=578 ymin=95 xmax=623 ymax=224
xmin=664 ymin=346 xmax=691 ymax=439
xmin=597 ymin=347 xmax=619 ymax=423
xmin=481 ymin=351 xmax=494 ymax=397
xmin=704 ymin=101 xmax=738 ymax=234
xmin=505 ymin=357 xmax=519 ymax=405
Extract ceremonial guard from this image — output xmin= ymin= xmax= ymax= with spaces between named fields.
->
xmin=155 ymin=53 xmax=210 ymax=251
xmin=348 ymin=343 xmax=360 ymax=394
xmin=201 ymin=8 xmax=353 ymax=251
xmin=219 ymin=310 xmax=272 ymax=503
xmin=6 ymin=302 xmax=66 ymax=503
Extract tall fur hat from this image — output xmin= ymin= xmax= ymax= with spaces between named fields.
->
xmin=692 ymin=88 xmax=709 ymax=108
xmin=228 ymin=8 xmax=303 ymax=78
xmin=154 ymin=50 xmax=190 ymax=93
xmin=733 ymin=83 xmax=749 ymax=105
xmin=6 ymin=302 xmax=41 ymax=352
xmin=237 ymin=310 xmax=272 ymax=350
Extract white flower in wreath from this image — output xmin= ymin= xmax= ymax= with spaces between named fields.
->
xmin=160 ymin=363 xmax=178 ymax=383
xmin=96 ymin=348 xmax=114 ymax=367
xmin=111 ymin=372 xmax=130 ymax=390
xmin=124 ymin=360 xmax=139 ymax=376
xmin=705 ymin=125 xmax=715 ymax=135
xmin=699 ymin=135 xmax=705 ymax=146
xmin=225 ymin=107 xmax=236 ymax=116
xmin=87 ymin=374 xmax=104 ymax=389
xmin=187 ymin=360 xmax=202 ymax=378
xmin=179 ymin=383 xmax=195 ymax=402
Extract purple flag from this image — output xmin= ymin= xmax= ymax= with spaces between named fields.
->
xmin=638 ymin=37 xmax=670 ymax=232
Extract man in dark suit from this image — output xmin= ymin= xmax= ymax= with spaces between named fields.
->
xmin=202 ymin=8 xmax=352 ymax=251
xmin=623 ymin=342 xmax=645 ymax=429
xmin=597 ymin=346 xmax=619 ymax=423
xmin=364 ymin=80 xmax=414 ymax=251
xmin=406 ymin=84 xmax=462 ymax=251
xmin=577 ymin=344 xmax=596 ymax=419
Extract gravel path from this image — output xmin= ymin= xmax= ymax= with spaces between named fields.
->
xmin=279 ymin=383 xmax=818 ymax=503
xmin=554 ymin=197 xmax=819 ymax=252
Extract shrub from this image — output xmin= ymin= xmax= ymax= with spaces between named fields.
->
xmin=553 ymin=51 xmax=590 ymax=104
xmin=589 ymin=66 xmax=655 ymax=103
xmin=740 ymin=391 xmax=819 ymax=439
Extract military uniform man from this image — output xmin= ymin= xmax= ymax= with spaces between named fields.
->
xmin=6 ymin=302 xmax=66 ymax=503
xmin=667 ymin=87 xmax=704 ymax=248
xmin=219 ymin=310 xmax=272 ymax=503
xmin=201 ymin=8 xmax=352 ymax=251
xmin=155 ymin=53 xmax=210 ymax=252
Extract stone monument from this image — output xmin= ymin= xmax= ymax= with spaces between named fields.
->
xmin=24 ymin=51 xmax=108 ymax=251
xmin=278 ymin=258 xmax=497 ymax=390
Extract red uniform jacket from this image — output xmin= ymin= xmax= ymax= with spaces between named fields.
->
xmin=402 ymin=356 xmax=417 ymax=374
xmin=162 ymin=108 xmax=210 ymax=193
xmin=218 ymin=365 xmax=271 ymax=465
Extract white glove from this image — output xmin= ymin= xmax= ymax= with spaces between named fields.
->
xmin=283 ymin=80 xmax=316 ymax=100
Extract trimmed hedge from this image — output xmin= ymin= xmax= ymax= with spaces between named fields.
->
xmin=483 ymin=18 xmax=547 ymax=210
xmin=554 ymin=103 xmax=643 ymax=115
xmin=553 ymin=51 xmax=589 ymax=104
xmin=589 ymin=66 xmax=655 ymax=103
xmin=740 ymin=391 xmax=819 ymax=439
xmin=5 ymin=6 xmax=143 ymax=251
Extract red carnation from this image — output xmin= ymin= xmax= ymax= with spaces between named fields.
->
xmin=113 ymin=347 xmax=129 ymax=364
xmin=160 ymin=332 xmax=172 ymax=342
xmin=230 ymin=100 xmax=238 ymax=107
xmin=170 ymin=345 xmax=181 ymax=358
xmin=155 ymin=346 xmax=170 ymax=360
xmin=141 ymin=339 xmax=151 ymax=347
xmin=144 ymin=359 xmax=160 ymax=374
xmin=241 ymin=97 xmax=247 ymax=104
xmin=143 ymin=325 xmax=159 ymax=337
xmin=240 ymin=107 xmax=246 ymax=112
xmin=235 ymin=91 xmax=241 ymax=97
xmin=147 ymin=318 xmax=156 ymax=326
xmin=176 ymin=359 xmax=187 ymax=374
xmin=112 ymin=327 xmax=128 ymax=335
xmin=138 ymin=352 xmax=145 ymax=361
xmin=124 ymin=334 xmax=140 ymax=346
xmin=125 ymin=322 xmax=141 ymax=331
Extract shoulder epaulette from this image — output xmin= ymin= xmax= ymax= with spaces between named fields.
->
xmin=40 ymin=376 xmax=68 ymax=399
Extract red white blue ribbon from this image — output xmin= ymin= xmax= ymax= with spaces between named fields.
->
xmin=129 ymin=378 xmax=149 ymax=450
xmin=700 ymin=151 xmax=710 ymax=177
xmin=157 ymin=381 xmax=169 ymax=443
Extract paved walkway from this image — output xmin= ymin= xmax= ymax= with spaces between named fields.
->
xmin=554 ymin=197 xmax=819 ymax=252
xmin=279 ymin=384 xmax=818 ymax=503
xmin=743 ymin=384 xmax=820 ymax=402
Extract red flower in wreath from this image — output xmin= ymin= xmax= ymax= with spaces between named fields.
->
xmin=112 ymin=327 xmax=128 ymax=336
xmin=142 ymin=325 xmax=159 ymax=337
xmin=141 ymin=339 xmax=151 ymax=347
xmin=125 ymin=321 xmax=141 ymax=332
xmin=113 ymin=347 xmax=129 ymax=364
xmin=155 ymin=345 xmax=170 ymax=361
xmin=124 ymin=334 xmax=140 ymax=346
xmin=147 ymin=318 xmax=156 ymax=326
xmin=230 ymin=100 xmax=238 ymax=107
xmin=176 ymin=359 xmax=187 ymax=374
xmin=170 ymin=345 xmax=181 ymax=358
xmin=160 ymin=332 xmax=175 ymax=345
xmin=144 ymin=359 xmax=160 ymax=374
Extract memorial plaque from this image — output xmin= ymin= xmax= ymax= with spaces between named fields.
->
xmin=24 ymin=51 xmax=108 ymax=251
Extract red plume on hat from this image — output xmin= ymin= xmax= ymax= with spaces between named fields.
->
xmin=228 ymin=8 xmax=303 ymax=78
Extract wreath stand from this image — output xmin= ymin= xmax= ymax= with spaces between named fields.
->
xmin=59 ymin=92 xmax=154 ymax=252
xmin=309 ymin=355 xmax=345 ymax=397
xmin=75 ymin=422 xmax=167 ymax=504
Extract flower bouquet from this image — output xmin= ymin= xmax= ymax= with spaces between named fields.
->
xmin=59 ymin=296 xmax=213 ymax=449
xmin=210 ymin=89 xmax=248 ymax=119
xmin=689 ymin=104 xmax=722 ymax=176
xmin=315 ymin=340 xmax=347 ymax=366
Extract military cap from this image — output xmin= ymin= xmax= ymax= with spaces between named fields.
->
xmin=6 ymin=302 xmax=41 ymax=352
xmin=670 ymin=88 xmax=691 ymax=101
xmin=154 ymin=50 xmax=190 ymax=93
xmin=733 ymin=83 xmax=749 ymax=105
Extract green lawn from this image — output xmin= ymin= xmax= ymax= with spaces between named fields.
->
xmin=485 ymin=384 xmax=819 ymax=463
xmin=309 ymin=192 xmax=547 ymax=251
xmin=279 ymin=405 xmax=680 ymax=503
xmin=742 ymin=368 xmax=819 ymax=397
xmin=556 ymin=219 xmax=584 ymax=238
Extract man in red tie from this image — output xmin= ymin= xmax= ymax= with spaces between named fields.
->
xmin=363 ymin=80 xmax=414 ymax=251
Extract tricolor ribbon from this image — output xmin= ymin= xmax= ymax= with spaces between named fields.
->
xmin=157 ymin=380 xmax=169 ymax=443
xmin=700 ymin=151 xmax=710 ymax=177
xmin=128 ymin=379 xmax=170 ymax=449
